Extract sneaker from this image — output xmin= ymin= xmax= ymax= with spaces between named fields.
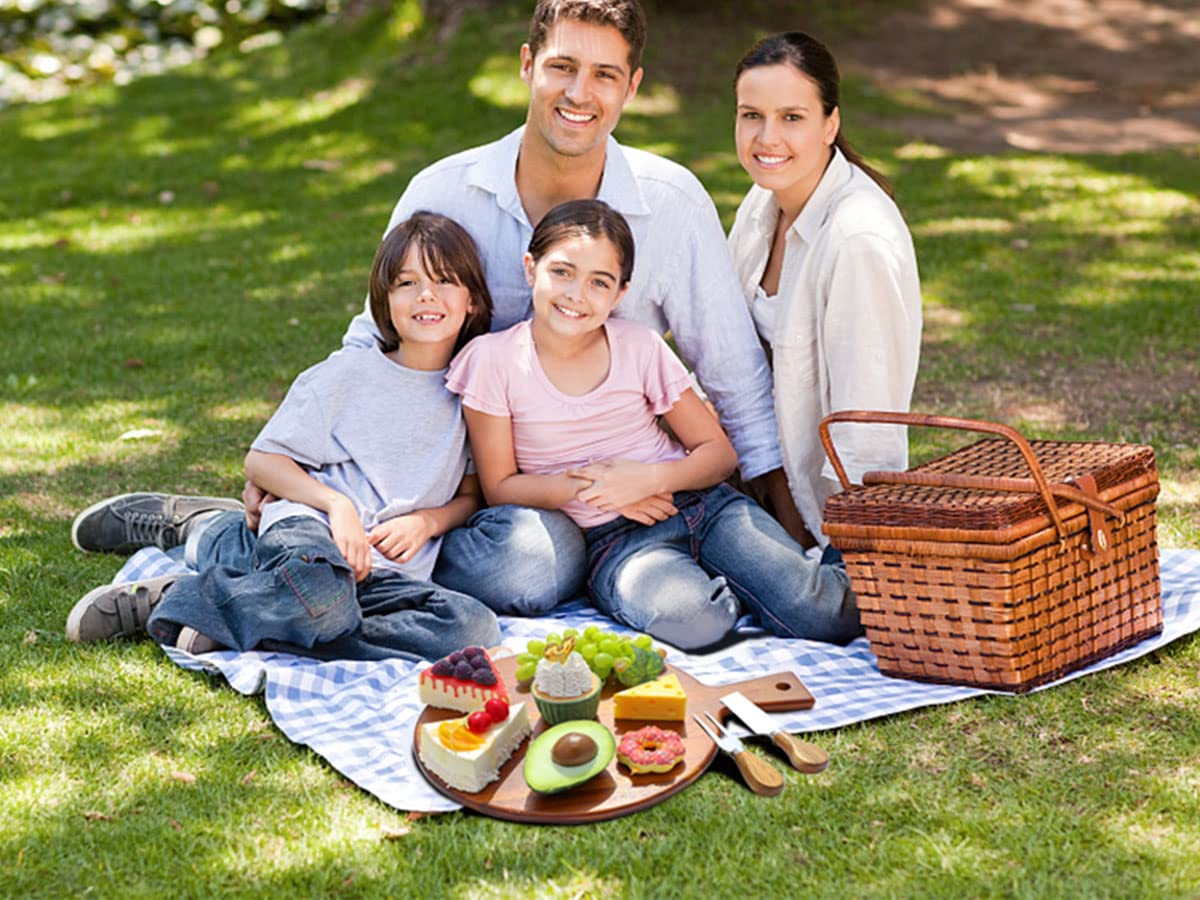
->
xmin=176 ymin=627 xmax=226 ymax=654
xmin=65 ymin=575 xmax=177 ymax=642
xmin=71 ymin=492 xmax=243 ymax=554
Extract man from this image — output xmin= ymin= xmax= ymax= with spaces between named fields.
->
xmin=69 ymin=0 xmax=796 ymax=641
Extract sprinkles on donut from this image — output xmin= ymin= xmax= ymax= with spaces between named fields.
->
xmin=617 ymin=725 xmax=686 ymax=774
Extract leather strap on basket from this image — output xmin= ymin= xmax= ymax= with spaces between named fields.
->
xmin=1071 ymin=474 xmax=1114 ymax=558
xmin=818 ymin=411 xmax=1071 ymax=544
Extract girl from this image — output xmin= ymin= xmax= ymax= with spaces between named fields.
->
xmin=67 ymin=213 xmax=501 ymax=661
xmin=728 ymin=32 xmax=923 ymax=546
xmin=447 ymin=199 xmax=858 ymax=650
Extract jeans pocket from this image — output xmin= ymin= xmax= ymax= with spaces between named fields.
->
xmin=275 ymin=552 xmax=354 ymax=618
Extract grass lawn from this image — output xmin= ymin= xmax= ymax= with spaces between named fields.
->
xmin=1 ymin=1 xmax=1197 ymax=895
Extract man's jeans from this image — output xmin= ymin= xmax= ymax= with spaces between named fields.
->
xmin=146 ymin=513 xmax=499 ymax=662
xmin=585 ymin=484 xmax=861 ymax=651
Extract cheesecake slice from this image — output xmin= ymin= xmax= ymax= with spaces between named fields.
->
xmin=418 ymin=646 xmax=509 ymax=713
xmin=417 ymin=703 xmax=532 ymax=793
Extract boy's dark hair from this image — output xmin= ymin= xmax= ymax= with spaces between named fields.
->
xmin=735 ymin=32 xmax=894 ymax=199
xmin=368 ymin=212 xmax=493 ymax=355
xmin=527 ymin=199 xmax=635 ymax=286
xmin=528 ymin=0 xmax=647 ymax=73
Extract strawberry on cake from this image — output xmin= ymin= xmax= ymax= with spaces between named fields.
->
xmin=417 ymin=699 xmax=531 ymax=793
xmin=419 ymin=646 xmax=508 ymax=713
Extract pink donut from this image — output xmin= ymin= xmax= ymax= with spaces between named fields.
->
xmin=617 ymin=725 xmax=686 ymax=774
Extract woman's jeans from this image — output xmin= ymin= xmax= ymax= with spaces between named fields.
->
xmin=585 ymin=484 xmax=861 ymax=651
xmin=146 ymin=513 xmax=500 ymax=662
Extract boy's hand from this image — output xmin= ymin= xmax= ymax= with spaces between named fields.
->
xmin=568 ymin=459 xmax=662 ymax=512
xmin=241 ymin=479 xmax=278 ymax=533
xmin=328 ymin=499 xmax=371 ymax=582
xmin=368 ymin=512 xmax=435 ymax=565
xmin=614 ymin=492 xmax=678 ymax=525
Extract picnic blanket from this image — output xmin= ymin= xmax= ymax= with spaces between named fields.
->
xmin=113 ymin=547 xmax=1200 ymax=814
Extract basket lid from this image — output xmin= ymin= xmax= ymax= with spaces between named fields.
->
xmin=823 ymin=439 xmax=1156 ymax=534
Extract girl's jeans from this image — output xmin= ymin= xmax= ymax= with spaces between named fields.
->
xmin=585 ymin=484 xmax=861 ymax=651
xmin=146 ymin=513 xmax=499 ymax=662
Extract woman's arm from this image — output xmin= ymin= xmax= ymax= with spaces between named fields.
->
xmin=572 ymin=388 xmax=738 ymax=513
xmin=464 ymin=408 xmax=590 ymax=510
xmin=244 ymin=449 xmax=371 ymax=581
xmin=368 ymin=474 xmax=482 ymax=564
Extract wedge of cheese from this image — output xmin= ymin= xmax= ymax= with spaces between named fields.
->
xmin=612 ymin=673 xmax=687 ymax=721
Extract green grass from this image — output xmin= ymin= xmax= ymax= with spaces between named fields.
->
xmin=1 ymin=1 xmax=1198 ymax=895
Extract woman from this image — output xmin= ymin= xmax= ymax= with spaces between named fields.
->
xmin=727 ymin=31 xmax=923 ymax=546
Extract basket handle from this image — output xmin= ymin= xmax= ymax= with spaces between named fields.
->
xmin=818 ymin=410 xmax=1070 ymax=543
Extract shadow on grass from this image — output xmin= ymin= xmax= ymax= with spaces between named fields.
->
xmin=1 ymin=0 xmax=1198 ymax=892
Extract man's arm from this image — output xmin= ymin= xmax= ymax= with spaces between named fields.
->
xmin=658 ymin=187 xmax=782 ymax=483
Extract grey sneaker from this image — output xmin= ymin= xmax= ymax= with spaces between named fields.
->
xmin=71 ymin=492 xmax=243 ymax=554
xmin=65 ymin=575 xmax=178 ymax=642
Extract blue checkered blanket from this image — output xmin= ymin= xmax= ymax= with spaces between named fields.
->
xmin=114 ymin=548 xmax=1200 ymax=813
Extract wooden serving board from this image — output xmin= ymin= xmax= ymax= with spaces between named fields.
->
xmin=413 ymin=656 xmax=814 ymax=824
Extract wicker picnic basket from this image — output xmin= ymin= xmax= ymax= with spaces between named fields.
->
xmin=820 ymin=411 xmax=1162 ymax=692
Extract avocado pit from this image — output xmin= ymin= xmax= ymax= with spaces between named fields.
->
xmin=552 ymin=732 xmax=598 ymax=767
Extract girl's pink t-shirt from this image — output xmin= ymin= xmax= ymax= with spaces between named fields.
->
xmin=445 ymin=317 xmax=692 ymax=528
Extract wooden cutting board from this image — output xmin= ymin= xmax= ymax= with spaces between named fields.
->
xmin=413 ymin=655 xmax=814 ymax=824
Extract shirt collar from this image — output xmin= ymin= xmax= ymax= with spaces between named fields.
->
xmin=465 ymin=125 xmax=652 ymax=222
xmin=746 ymin=145 xmax=852 ymax=244
xmin=792 ymin=145 xmax=851 ymax=244
xmin=467 ymin=127 xmax=528 ymax=223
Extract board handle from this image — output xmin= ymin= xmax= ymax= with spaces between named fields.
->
xmin=721 ymin=671 xmax=815 ymax=712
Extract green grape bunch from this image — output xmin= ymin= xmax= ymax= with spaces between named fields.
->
xmin=514 ymin=626 xmax=665 ymax=687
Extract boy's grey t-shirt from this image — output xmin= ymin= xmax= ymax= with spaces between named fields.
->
xmin=250 ymin=344 xmax=468 ymax=582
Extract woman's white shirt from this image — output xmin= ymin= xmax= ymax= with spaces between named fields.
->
xmin=749 ymin=284 xmax=779 ymax=344
xmin=727 ymin=146 xmax=923 ymax=544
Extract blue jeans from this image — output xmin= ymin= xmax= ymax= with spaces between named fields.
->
xmin=585 ymin=484 xmax=861 ymax=650
xmin=146 ymin=513 xmax=499 ymax=662
xmin=433 ymin=504 xmax=586 ymax=616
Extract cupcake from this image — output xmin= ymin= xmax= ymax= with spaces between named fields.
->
xmin=531 ymin=637 xmax=601 ymax=725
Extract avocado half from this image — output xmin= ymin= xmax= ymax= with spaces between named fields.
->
xmin=523 ymin=720 xmax=616 ymax=795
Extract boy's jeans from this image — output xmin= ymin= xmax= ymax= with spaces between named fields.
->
xmin=584 ymin=484 xmax=861 ymax=651
xmin=146 ymin=513 xmax=499 ymax=662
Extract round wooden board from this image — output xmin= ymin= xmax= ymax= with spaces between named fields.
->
xmin=413 ymin=656 xmax=814 ymax=824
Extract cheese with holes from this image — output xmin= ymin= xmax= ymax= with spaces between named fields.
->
xmin=612 ymin=673 xmax=687 ymax=721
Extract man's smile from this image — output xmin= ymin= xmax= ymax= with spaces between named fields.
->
xmin=556 ymin=107 xmax=597 ymax=125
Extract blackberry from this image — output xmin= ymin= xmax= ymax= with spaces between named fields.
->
xmin=431 ymin=659 xmax=453 ymax=676
xmin=454 ymin=661 xmax=475 ymax=681
xmin=472 ymin=669 xmax=497 ymax=686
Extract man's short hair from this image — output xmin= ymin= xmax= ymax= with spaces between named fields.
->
xmin=528 ymin=0 xmax=647 ymax=73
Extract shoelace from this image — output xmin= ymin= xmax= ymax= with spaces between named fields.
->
xmin=124 ymin=510 xmax=179 ymax=549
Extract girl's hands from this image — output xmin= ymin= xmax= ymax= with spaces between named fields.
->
xmin=568 ymin=459 xmax=666 ymax=514
xmin=368 ymin=512 xmax=435 ymax=564
xmin=614 ymin=491 xmax=678 ymax=525
xmin=328 ymin=497 xmax=371 ymax=583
